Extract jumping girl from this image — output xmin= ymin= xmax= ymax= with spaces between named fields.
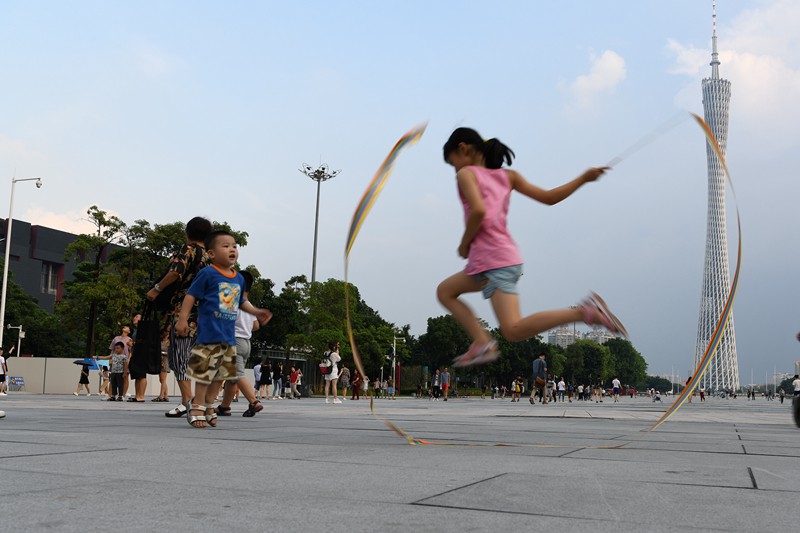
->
xmin=437 ymin=127 xmax=627 ymax=367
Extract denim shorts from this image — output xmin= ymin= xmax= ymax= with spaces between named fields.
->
xmin=474 ymin=264 xmax=523 ymax=299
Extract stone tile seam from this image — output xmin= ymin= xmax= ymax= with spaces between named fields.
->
xmin=0 ymin=448 xmax=127 ymax=461
xmin=412 ymin=472 xmax=508 ymax=505
xmin=409 ymin=501 xmax=734 ymax=530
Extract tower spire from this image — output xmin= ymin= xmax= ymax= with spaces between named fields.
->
xmin=710 ymin=0 xmax=720 ymax=79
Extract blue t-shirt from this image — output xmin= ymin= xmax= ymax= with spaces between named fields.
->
xmin=186 ymin=265 xmax=246 ymax=345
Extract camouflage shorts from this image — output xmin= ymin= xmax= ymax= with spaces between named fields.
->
xmin=186 ymin=342 xmax=237 ymax=384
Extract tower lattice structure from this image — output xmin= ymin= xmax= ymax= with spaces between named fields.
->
xmin=694 ymin=5 xmax=740 ymax=392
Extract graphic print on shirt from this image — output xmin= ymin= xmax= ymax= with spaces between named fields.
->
xmin=216 ymin=282 xmax=241 ymax=320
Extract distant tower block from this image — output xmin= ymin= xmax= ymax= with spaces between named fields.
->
xmin=694 ymin=1 xmax=740 ymax=391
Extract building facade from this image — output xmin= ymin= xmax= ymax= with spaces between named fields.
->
xmin=547 ymin=325 xmax=620 ymax=349
xmin=1 ymin=218 xmax=80 ymax=312
xmin=693 ymin=8 xmax=740 ymax=391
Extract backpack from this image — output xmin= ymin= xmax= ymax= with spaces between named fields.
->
xmin=319 ymin=351 xmax=332 ymax=375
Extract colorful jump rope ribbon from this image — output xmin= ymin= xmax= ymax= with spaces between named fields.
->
xmin=648 ymin=112 xmax=742 ymax=431
xmin=344 ymin=123 xmax=427 ymax=445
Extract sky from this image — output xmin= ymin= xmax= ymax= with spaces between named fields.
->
xmin=1 ymin=1 xmax=798 ymax=383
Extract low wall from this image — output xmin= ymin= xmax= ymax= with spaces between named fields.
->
xmin=5 ymin=357 xmax=254 ymax=396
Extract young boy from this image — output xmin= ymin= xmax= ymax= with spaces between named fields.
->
xmin=96 ymin=342 xmax=128 ymax=401
xmin=215 ymin=270 xmax=268 ymax=417
xmin=175 ymin=230 xmax=271 ymax=428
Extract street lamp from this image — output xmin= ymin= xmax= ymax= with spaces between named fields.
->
xmin=6 ymin=324 xmax=24 ymax=357
xmin=392 ymin=336 xmax=405 ymax=393
xmin=0 ymin=177 xmax=43 ymax=347
xmin=299 ymin=163 xmax=340 ymax=284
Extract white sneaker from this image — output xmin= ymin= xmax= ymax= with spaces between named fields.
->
xmin=0 ymin=410 xmax=5 ymax=418
xmin=325 ymin=399 xmax=330 ymax=404
xmin=87 ymin=393 xmax=91 ymax=397
xmin=73 ymin=392 xmax=79 ymax=396
xmin=0 ymin=392 xmax=6 ymax=396
xmin=333 ymin=399 xmax=342 ymax=404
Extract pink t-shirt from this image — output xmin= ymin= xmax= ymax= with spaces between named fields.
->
xmin=459 ymin=166 xmax=523 ymax=275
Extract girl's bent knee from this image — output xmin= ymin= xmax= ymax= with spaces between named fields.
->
xmin=436 ymin=283 xmax=451 ymax=304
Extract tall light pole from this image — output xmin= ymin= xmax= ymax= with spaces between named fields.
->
xmin=392 ymin=336 xmax=405 ymax=393
xmin=299 ymin=163 xmax=340 ymax=284
xmin=6 ymin=324 xmax=24 ymax=357
xmin=1 ymin=176 xmax=43 ymax=348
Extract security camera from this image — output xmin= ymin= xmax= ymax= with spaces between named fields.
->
xmin=35 ymin=178 xmax=42 ymax=188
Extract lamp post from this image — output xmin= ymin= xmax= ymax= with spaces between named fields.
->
xmin=299 ymin=163 xmax=340 ymax=284
xmin=6 ymin=324 xmax=24 ymax=357
xmin=392 ymin=336 xmax=405 ymax=394
xmin=0 ymin=176 xmax=43 ymax=348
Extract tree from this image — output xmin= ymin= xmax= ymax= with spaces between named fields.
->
xmin=60 ymin=206 xmax=132 ymax=357
xmin=565 ymin=339 xmax=614 ymax=385
xmin=0 ymin=260 xmax=69 ymax=356
xmin=415 ymin=315 xmax=471 ymax=370
xmin=605 ymin=338 xmax=647 ymax=386
xmin=644 ymin=375 xmax=674 ymax=393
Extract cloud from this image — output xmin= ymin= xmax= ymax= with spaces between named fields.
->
xmin=667 ymin=0 xmax=800 ymax=152
xmin=567 ymin=50 xmax=627 ymax=108
xmin=0 ymin=135 xmax=46 ymax=162
xmin=132 ymin=43 xmax=174 ymax=79
xmin=22 ymin=207 xmax=121 ymax=235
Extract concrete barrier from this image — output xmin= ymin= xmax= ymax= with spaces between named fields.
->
xmin=4 ymin=357 xmax=254 ymax=396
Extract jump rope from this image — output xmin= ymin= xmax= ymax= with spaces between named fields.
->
xmin=343 ymin=113 xmax=741 ymax=447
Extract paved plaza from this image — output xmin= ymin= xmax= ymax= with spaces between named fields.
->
xmin=0 ymin=393 xmax=798 ymax=532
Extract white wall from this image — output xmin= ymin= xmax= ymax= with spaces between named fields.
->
xmin=5 ymin=357 xmax=253 ymax=395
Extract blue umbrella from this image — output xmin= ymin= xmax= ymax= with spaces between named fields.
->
xmin=72 ymin=358 xmax=103 ymax=371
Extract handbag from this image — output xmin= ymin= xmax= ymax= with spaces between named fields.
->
xmin=130 ymin=301 xmax=164 ymax=375
xmin=535 ymin=376 xmax=546 ymax=388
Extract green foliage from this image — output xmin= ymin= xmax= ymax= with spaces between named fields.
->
xmin=51 ymin=208 xmax=249 ymax=358
xmin=414 ymin=315 xmax=470 ymax=369
xmin=778 ymin=377 xmax=795 ymax=393
xmin=0 ymin=261 xmax=72 ymax=356
xmin=605 ymin=338 xmax=648 ymax=386
xmin=644 ymin=375 xmax=674 ymax=392
xmin=564 ymin=339 xmax=614 ymax=385
xmin=7 ymin=208 xmax=659 ymax=381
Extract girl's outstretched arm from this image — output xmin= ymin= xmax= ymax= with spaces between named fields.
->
xmin=509 ymin=167 xmax=608 ymax=205
xmin=456 ymin=168 xmax=486 ymax=258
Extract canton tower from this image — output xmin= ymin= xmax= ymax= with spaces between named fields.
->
xmin=694 ymin=2 xmax=740 ymax=391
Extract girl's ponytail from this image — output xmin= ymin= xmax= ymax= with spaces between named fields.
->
xmin=443 ymin=127 xmax=515 ymax=168
xmin=482 ymin=138 xmax=515 ymax=169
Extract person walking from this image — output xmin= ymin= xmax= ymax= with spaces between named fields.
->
xmin=531 ymin=353 xmax=547 ymax=405
xmin=351 ymin=370 xmax=362 ymax=400
xmin=323 ymin=342 xmax=341 ymax=404
xmin=259 ymin=361 xmax=271 ymax=400
xmin=73 ymin=363 xmax=92 ymax=397
xmin=152 ymin=330 xmax=170 ymax=402
xmin=441 ymin=367 xmax=451 ymax=401
xmin=289 ymin=366 xmax=301 ymax=399
xmin=611 ymin=376 xmax=621 ymax=403
xmin=0 ymin=348 xmax=7 ymax=396
xmin=215 ymin=270 xmax=270 ymax=417
xmin=146 ymin=216 xmax=213 ymax=418
xmin=338 ymin=362 xmax=350 ymax=400
xmin=272 ymin=362 xmax=283 ymax=399
xmin=431 ymin=369 xmax=441 ymax=401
